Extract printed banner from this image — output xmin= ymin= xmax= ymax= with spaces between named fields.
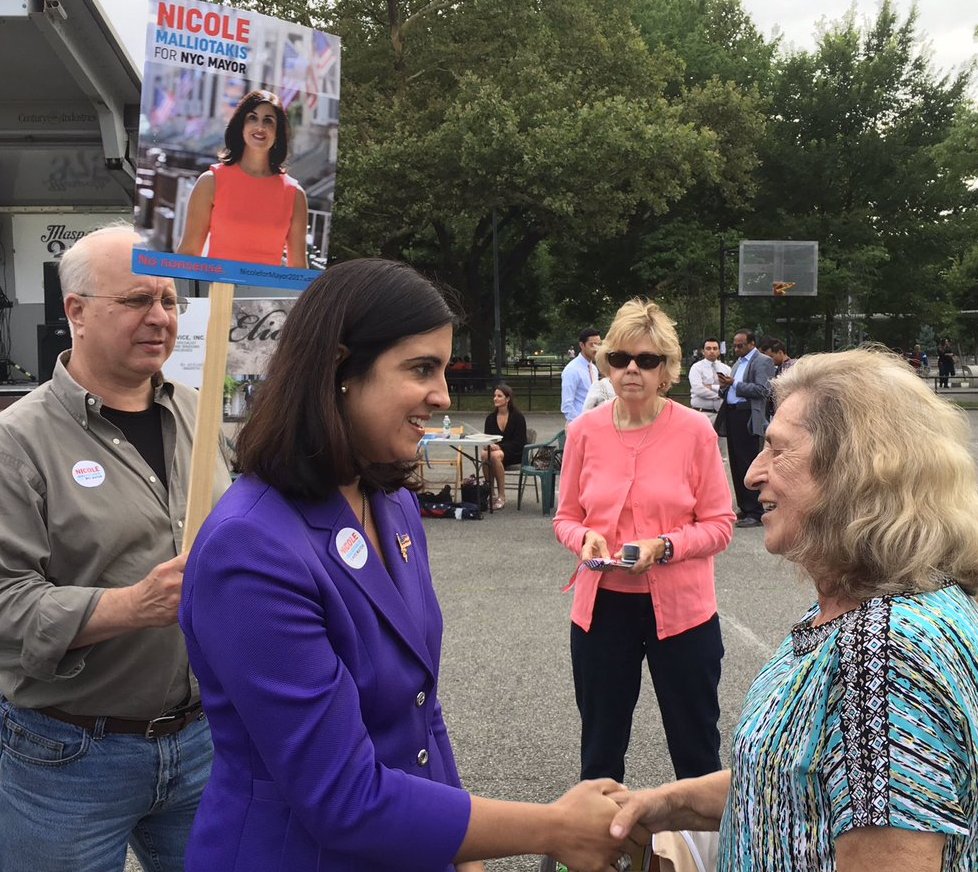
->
xmin=163 ymin=296 xmax=296 ymax=421
xmin=11 ymin=213 xmax=128 ymax=305
xmin=132 ymin=0 xmax=340 ymax=289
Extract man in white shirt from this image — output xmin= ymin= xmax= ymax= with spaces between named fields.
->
xmin=561 ymin=327 xmax=601 ymax=423
xmin=688 ymin=337 xmax=731 ymax=418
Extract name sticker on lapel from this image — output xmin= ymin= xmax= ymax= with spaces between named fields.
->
xmin=336 ymin=527 xmax=368 ymax=570
xmin=72 ymin=460 xmax=106 ymax=488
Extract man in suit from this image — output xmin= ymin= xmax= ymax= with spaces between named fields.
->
xmin=716 ymin=329 xmax=776 ymax=528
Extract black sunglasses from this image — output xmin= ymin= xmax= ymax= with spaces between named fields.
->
xmin=606 ymin=351 xmax=666 ymax=370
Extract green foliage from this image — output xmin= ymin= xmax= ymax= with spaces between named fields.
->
xmin=316 ymin=0 xmax=771 ymax=364
xmin=744 ymin=1 xmax=975 ymax=350
xmin=228 ymin=0 xmax=976 ymax=358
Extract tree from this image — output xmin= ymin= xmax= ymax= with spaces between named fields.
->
xmin=536 ymin=0 xmax=772 ymax=349
xmin=743 ymin=2 xmax=977 ymax=350
xmin=240 ymin=0 xmax=771 ymax=367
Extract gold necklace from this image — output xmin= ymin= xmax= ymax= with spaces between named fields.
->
xmin=360 ymin=487 xmax=368 ymax=528
xmin=613 ymin=398 xmax=664 ymax=453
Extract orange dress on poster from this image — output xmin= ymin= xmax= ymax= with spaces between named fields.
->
xmin=206 ymin=163 xmax=300 ymax=265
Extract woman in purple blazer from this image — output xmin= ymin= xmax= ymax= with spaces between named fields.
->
xmin=179 ymin=259 xmax=642 ymax=871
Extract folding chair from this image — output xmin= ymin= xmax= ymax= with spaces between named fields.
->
xmin=517 ymin=430 xmax=565 ymax=514
xmin=503 ymin=428 xmax=536 ymax=502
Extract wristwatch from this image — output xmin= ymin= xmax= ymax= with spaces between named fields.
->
xmin=656 ymin=536 xmax=674 ymax=564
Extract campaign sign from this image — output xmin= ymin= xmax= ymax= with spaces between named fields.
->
xmin=132 ymin=0 xmax=340 ymax=291
xmin=163 ymin=296 xmax=296 ymax=421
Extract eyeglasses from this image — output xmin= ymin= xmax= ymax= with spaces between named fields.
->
xmin=78 ymin=293 xmax=189 ymax=315
xmin=606 ymin=351 xmax=666 ymax=370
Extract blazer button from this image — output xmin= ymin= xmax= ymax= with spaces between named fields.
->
xmin=415 ymin=691 xmax=426 ymax=707
xmin=417 ymin=748 xmax=429 ymax=766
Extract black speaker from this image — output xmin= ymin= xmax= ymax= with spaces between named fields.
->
xmin=37 ymin=323 xmax=71 ymax=383
xmin=43 ymin=261 xmax=67 ymax=324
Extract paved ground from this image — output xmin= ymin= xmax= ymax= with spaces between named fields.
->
xmin=123 ymin=409 xmax=978 ymax=870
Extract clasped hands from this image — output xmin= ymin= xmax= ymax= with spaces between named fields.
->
xmin=548 ymin=780 xmax=665 ymax=872
xmin=581 ymin=531 xmax=665 ymax=575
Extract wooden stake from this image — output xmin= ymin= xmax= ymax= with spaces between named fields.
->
xmin=182 ymin=281 xmax=234 ymax=552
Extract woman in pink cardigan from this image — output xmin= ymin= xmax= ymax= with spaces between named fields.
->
xmin=554 ymin=299 xmax=735 ymax=783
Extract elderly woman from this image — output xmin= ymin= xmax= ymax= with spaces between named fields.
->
xmin=554 ymin=299 xmax=735 ymax=784
xmin=611 ymin=348 xmax=978 ymax=870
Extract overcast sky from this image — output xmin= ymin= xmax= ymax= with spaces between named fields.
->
xmin=100 ymin=0 xmax=975 ymax=87
xmin=743 ymin=0 xmax=976 ymax=82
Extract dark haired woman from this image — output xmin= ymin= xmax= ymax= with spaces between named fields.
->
xmin=482 ymin=384 xmax=528 ymax=510
xmin=179 ymin=259 xmax=640 ymax=871
xmin=177 ymin=90 xmax=308 ymax=267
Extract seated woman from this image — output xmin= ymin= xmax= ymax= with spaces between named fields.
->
xmin=481 ymin=383 xmax=528 ymax=510
xmin=177 ymin=89 xmax=308 ymax=268
xmin=611 ymin=347 xmax=978 ymax=871
xmin=179 ymin=259 xmax=642 ymax=872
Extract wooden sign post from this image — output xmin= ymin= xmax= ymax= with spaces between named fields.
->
xmin=182 ymin=281 xmax=235 ymax=551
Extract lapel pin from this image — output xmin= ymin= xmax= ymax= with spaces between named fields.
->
xmin=396 ymin=532 xmax=412 ymax=563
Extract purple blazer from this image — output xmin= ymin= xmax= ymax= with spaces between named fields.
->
xmin=180 ymin=476 xmax=471 ymax=871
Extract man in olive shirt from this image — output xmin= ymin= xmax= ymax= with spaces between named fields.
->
xmin=0 ymin=227 xmax=230 ymax=870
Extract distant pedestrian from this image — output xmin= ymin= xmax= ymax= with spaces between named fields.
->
xmin=561 ymin=327 xmax=601 ymax=423
xmin=758 ymin=337 xmax=795 ymax=376
xmin=909 ymin=343 xmax=928 ymax=374
xmin=938 ymin=338 xmax=955 ymax=389
xmin=759 ymin=338 xmax=796 ymax=418
xmin=688 ymin=337 xmax=731 ymax=421
xmin=715 ymin=330 xmax=776 ymax=527
xmin=582 ymin=354 xmax=616 ymax=413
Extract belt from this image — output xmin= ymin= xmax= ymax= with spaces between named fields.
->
xmin=39 ymin=702 xmax=204 ymax=739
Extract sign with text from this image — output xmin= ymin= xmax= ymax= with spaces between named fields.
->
xmin=132 ymin=0 xmax=340 ymax=291
xmin=11 ymin=213 xmax=129 ymax=305
xmin=163 ymin=295 xmax=296 ymax=388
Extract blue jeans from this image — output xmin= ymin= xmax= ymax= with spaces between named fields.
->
xmin=0 ymin=699 xmax=213 ymax=872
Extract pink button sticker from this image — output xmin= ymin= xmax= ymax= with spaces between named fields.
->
xmin=72 ymin=460 xmax=106 ymax=488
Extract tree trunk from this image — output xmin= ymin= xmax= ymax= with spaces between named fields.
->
xmin=387 ymin=0 xmax=405 ymax=81
xmin=822 ymin=298 xmax=835 ymax=350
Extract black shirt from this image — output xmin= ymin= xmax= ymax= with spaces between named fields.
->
xmin=101 ymin=403 xmax=167 ymax=488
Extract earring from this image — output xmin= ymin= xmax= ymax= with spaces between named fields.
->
xmin=340 ymin=384 xmax=348 ymax=394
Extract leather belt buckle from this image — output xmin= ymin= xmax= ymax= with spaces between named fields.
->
xmin=144 ymin=713 xmax=179 ymax=739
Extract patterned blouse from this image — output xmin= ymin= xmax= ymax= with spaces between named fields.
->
xmin=718 ymin=584 xmax=978 ymax=870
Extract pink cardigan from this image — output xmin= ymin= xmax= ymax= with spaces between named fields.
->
xmin=553 ymin=401 xmax=735 ymax=637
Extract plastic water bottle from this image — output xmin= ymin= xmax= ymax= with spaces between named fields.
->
xmin=442 ymin=414 xmax=452 ymax=438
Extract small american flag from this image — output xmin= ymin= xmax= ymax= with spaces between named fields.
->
xmin=150 ymin=83 xmax=176 ymax=126
xmin=396 ymin=532 xmax=412 ymax=563
xmin=306 ymin=30 xmax=337 ymax=113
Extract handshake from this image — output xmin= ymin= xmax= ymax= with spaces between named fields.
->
xmin=540 ymin=780 xmax=671 ymax=872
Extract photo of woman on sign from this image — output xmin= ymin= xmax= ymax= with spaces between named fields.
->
xmin=177 ymin=90 xmax=309 ymax=268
